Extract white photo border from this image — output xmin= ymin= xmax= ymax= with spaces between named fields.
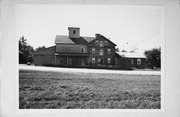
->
xmin=1 ymin=0 xmax=180 ymax=117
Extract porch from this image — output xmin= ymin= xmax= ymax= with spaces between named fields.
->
xmin=54 ymin=53 xmax=89 ymax=67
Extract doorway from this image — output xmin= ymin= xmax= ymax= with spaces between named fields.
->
xmin=98 ymin=58 xmax=104 ymax=65
xmin=68 ymin=57 xmax=72 ymax=66
xmin=81 ymin=58 xmax=85 ymax=66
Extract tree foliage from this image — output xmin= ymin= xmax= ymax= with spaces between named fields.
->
xmin=35 ymin=46 xmax=46 ymax=51
xmin=144 ymin=48 xmax=161 ymax=69
xmin=19 ymin=36 xmax=34 ymax=64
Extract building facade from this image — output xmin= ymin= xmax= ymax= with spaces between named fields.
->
xmin=115 ymin=52 xmax=146 ymax=69
xmin=34 ymin=27 xmax=116 ymax=68
xmin=87 ymin=34 xmax=116 ymax=67
xmin=34 ymin=27 xmax=146 ymax=69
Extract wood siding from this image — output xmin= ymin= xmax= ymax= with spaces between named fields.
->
xmin=34 ymin=55 xmax=55 ymax=66
xmin=115 ymin=57 xmax=146 ymax=69
xmin=55 ymin=56 xmax=88 ymax=66
xmin=33 ymin=46 xmax=55 ymax=66
xmin=88 ymin=36 xmax=116 ymax=67
xmin=56 ymin=44 xmax=87 ymax=53
xmin=33 ymin=35 xmax=146 ymax=69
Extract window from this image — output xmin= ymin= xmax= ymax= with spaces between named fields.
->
xmin=100 ymin=49 xmax=104 ymax=56
xmin=81 ymin=47 xmax=85 ymax=53
xmin=92 ymin=58 xmax=95 ymax=63
xmin=92 ymin=48 xmax=95 ymax=53
xmin=95 ymin=40 xmax=98 ymax=45
xmin=137 ymin=59 xmax=141 ymax=65
xmin=107 ymin=48 xmax=111 ymax=54
xmin=99 ymin=41 xmax=104 ymax=47
xmin=73 ymin=30 xmax=76 ymax=34
xmin=131 ymin=59 xmax=134 ymax=65
xmin=104 ymin=41 xmax=108 ymax=45
xmin=107 ymin=58 xmax=111 ymax=63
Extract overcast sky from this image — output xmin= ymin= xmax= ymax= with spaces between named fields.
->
xmin=15 ymin=5 xmax=163 ymax=52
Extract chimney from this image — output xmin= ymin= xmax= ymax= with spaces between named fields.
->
xmin=95 ymin=33 xmax=101 ymax=38
xmin=68 ymin=27 xmax=80 ymax=38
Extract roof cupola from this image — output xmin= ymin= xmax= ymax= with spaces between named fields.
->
xmin=68 ymin=27 xmax=80 ymax=38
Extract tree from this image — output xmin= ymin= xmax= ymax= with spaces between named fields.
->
xmin=144 ymin=48 xmax=161 ymax=69
xmin=19 ymin=36 xmax=34 ymax=64
xmin=35 ymin=46 xmax=46 ymax=51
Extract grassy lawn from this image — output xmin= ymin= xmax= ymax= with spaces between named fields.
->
xmin=19 ymin=70 xmax=160 ymax=109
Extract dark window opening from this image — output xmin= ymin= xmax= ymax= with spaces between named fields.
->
xmin=107 ymin=58 xmax=111 ymax=63
xmin=137 ymin=59 xmax=141 ymax=65
xmin=107 ymin=48 xmax=111 ymax=54
xmin=92 ymin=48 xmax=95 ymax=53
xmin=92 ymin=58 xmax=95 ymax=63
xmin=81 ymin=47 xmax=85 ymax=53
xmin=105 ymin=41 xmax=108 ymax=45
xmin=95 ymin=40 xmax=98 ymax=45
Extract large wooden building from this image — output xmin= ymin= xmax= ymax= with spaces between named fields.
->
xmin=34 ymin=27 xmax=146 ymax=69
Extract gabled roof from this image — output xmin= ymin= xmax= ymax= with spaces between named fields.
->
xmin=101 ymin=35 xmax=117 ymax=46
xmin=55 ymin=35 xmax=75 ymax=44
xmin=71 ymin=37 xmax=88 ymax=44
xmin=117 ymin=52 xmax=146 ymax=58
xmin=88 ymin=35 xmax=116 ymax=46
xmin=55 ymin=35 xmax=95 ymax=45
xmin=54 ymin=34 xmax=116 ymax=46
xmin=83 ymin=36 xmax=95 ymax=43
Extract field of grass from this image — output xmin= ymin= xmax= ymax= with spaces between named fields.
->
xmin=19 ymin=70 xmax=160 ymax=109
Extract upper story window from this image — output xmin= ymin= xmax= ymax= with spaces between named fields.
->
xmin=81 ymin=47 xmax=85 ymax=53
xmin=104 ymin=41 xmax=108 ymax=45
xmin=92 ymin=58 xmax=95 ymax=63
xmin=73 ymin=30 xmax=76 ymax=34
xmin=92 ymin=48 xmax=95 ymax=53
xmin=107 ymin=48 xmax=111 ymax=54
xmin=137 ymin=59 xmax=141 ymax=65
xmin=100 ymin=49 xmax=104 ymax=56
xmin=95 ymin=40 xmax=99 ymax=45
xmin=99 ymin=41 xmax=104 ymax=47
xmin=107 ymin=58 xmax=111 ymax=63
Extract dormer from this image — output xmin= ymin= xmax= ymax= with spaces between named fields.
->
xmin=68 ymin=27 xmax=80 ymax=38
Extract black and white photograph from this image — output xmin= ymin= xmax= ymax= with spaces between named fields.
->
xmin=17 ymin=5 xmax=162 ymax=109
xmin=1 ymin=0 xmax=180 ymax=117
